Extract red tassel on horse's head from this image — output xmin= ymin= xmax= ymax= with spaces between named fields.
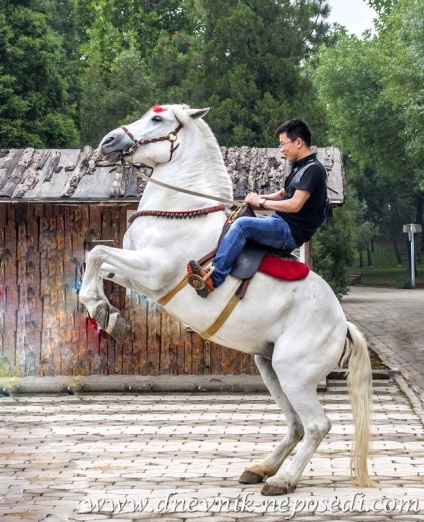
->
xmin=152 ymin=105 xmax=165 ymax=113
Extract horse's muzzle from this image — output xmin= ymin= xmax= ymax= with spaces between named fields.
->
xmin=98 ymin=129 xmax=133 ymax=162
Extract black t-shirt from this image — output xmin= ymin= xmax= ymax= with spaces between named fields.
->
xmin=277 ymin=153 xmax=327 ymax=246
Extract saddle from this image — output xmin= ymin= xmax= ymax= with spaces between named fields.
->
xmin=223 ymin=204 xmax=309 ymax=281
xmin=230 ymin=242 xmax=299 ymax=279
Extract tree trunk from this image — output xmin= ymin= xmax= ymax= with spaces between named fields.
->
xmin=366 ymin=243 xmax=373 ymax=266
xmin=389 ymin=201 xmax=403 ymax=264
xmin=416 ymin=191 xmax=423 ymax=260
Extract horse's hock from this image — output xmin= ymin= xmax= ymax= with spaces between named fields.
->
xmin=0 ymin=145 xmax=345 ymax=378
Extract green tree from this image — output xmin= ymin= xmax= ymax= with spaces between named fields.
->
xmin=366 ymin=0 xmax=398 ymax=14
xmin=79 ymin=49 xmax=156 ymax=146
xmin=377 ymin=0 xmax=424 ymax=171
xmin=313 ymin=201 xmax=356 ymax=298
xmin=0 ymin=0 xmax=79 ymax=148
xmin=174 ymin=0 xmax=332 ymax=146
xmin=78 ymin=0 xmax=198 ymax=144
xmin=313 ymin=29 xmax=418 ymax=254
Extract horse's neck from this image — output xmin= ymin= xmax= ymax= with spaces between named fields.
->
xmin=138 ymin=142 xmax=233 ymax=211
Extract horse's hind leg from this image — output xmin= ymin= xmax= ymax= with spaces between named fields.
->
xmin=261 ymin=346 xmax=332 ymax=495
xmin=239 ymin=355 xmax=304 ymax=484
xmin=261 ymin=383 xmax=331 ymax=496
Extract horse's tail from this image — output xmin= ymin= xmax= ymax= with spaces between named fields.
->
xmin=341 ymin=321 xmax=375 ymax=487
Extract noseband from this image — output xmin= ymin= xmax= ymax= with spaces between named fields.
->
xmin=120 ymin=119 xmax=183 ymax=162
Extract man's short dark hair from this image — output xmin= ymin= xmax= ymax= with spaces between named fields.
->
xmin=276 ymin=118 xmax=312 ymax=147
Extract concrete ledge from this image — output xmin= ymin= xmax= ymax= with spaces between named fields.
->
xmin=0 ymin=375 xmax=270 ymax=395
xmin=0 ymin=375 xmax=330 ymax=395
xmin=1 ymin=371 xmax=392 ymax=396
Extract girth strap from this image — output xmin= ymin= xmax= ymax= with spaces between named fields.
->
xmin=201 ymin=279 xmax=251 ymax=340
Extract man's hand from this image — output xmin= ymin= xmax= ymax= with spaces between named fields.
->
xmin=244 ymin=192 xmax=261 ymax=207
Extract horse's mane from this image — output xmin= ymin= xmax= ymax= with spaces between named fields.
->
xmin=171 ymin=105 xmax=234 ymax=201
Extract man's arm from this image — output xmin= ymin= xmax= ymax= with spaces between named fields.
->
xmin=245 ymin=190 xmax=310 ymax=213
xmin=262 ymin=187 xmax=286 ymax=201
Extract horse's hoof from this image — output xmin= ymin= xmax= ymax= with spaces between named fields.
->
xmin=106 ymin=313 xmax=131 ymax=342
xmin=239 ymin=470 xmax=264 ymax=484
xmin=261 ymin=482 xmax=295 ymax=496
xmin=92 ymin=302 xmax=110 ymax=330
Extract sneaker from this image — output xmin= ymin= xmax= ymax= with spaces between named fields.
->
xmin=187 ymin=260 xmax=215 ymax=298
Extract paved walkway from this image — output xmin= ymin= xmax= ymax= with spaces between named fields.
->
xmin=341 ymin=286 xmax=424 ymax=408
xmin=1 ymin=383 xmax=424 ymax=522
xmin=0 ymin=285 xmax=424 ymax=521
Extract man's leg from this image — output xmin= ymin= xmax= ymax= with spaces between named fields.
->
xmin=211 ymin=214 xmax=297 ymax=287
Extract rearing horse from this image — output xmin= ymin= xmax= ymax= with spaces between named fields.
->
xmin=79 ymin=104 xmax=374 ymax=495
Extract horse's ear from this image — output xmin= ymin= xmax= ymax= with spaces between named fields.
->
xmin=185 ymin=107 xmax=210 ymax=120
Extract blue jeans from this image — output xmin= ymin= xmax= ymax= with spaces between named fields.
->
xmin=211 ymin=214 xmax=298 ymax=287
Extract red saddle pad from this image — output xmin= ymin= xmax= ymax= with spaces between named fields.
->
xmin=258 ymin=255 xmax=310 ymax=281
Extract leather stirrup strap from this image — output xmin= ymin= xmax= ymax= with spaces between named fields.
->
xmin=201 ymin=280 xmax=246 ymax=340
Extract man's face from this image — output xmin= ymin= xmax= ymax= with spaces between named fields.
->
xmin=279 ymin=132 xmax=301 ymax=163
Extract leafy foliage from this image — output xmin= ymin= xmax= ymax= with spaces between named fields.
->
xmin=313 ymin=3 xmax=424 ymax=251
xmin=313 ymin=202 xmax=356 ymax=297
xmin=6 ymin=0 xmax=424 ymax=289
xmin=0 ymin=0 xmax=79 ymax=147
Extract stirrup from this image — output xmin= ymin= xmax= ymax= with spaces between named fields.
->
xmin=187 ymin=264 xmax=215 ymax=290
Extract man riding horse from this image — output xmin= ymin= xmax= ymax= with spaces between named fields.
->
xmin=187 ymin=118 xmax=327 ymax=298
xmin=86 ymin=105 xmax=374 ymax=495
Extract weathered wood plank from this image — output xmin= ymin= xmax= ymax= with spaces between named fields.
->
xmin=221 ymin=346 xmax=240 ymax=375
xmin=24 ymin=206 xmax=41 ymax=375
xmin=63 ymin=207 xmax=79 ymax=374
xmin=160 ymin=309 xmax=172 ymax=374
xmin=176 ymin=323 xmax=187 ymax=374
xmin=74 ymin=206 xmax=91 ymax=375
xmin=147 ymin=301 xmax=161 ymax=375
xmin=4 ymin=206 xmax=18 ymax=368
xmin=0 ymin=205 xmax=6 ymax=347
xmin=169 ymin=315 xmax=180 ymax=375
xmin=191 ymin=333 xmax=205 ymax=375
xmin=210 ymin=342 xmax=223 ymax=375
xmin=130 ymin=296 xmax=148 ymax=375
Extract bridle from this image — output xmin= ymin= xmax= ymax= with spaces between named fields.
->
xmin=118 ymin=113 xmax=242 ymax=216
xmin=120 ymin=119 xmax=183 ymax=162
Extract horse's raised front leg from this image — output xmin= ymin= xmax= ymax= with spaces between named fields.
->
xmin=80 ymin=245 xmax=163 ymax=341
xmin=99 ymin=262 xmax=134 ymax=289
xmin=239 ymin=355 xmax=304 ymax=485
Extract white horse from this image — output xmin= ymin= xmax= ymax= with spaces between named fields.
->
xmin=80 ymin=104 xmax=374 ymax=495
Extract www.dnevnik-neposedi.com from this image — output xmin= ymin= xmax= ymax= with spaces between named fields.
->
xmin=81 ymin=492 xmax=421 ymax=518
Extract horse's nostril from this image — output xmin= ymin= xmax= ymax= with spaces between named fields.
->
xmin=103 ymin=136 xmax=115 ymax=146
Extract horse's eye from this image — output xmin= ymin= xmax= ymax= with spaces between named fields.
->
xmin=152 ymin=115 xmax=162 ymax=123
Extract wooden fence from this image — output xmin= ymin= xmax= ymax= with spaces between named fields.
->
xmin=0 ymin=203 xmax=257 ymax=377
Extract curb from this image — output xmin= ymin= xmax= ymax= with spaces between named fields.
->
xmin=0 ymin=371 xmax=393 ymax=396
xmin=0 ymin=375 xmax=269 ymax=395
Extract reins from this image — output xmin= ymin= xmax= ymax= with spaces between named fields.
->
xmin=130 ymin=164 xmax=242 ymax=208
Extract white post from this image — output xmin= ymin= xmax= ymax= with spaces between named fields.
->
xmin=403 ymin=224 xmax=422 ymax=288
xmin=409 ymin=229 xmax=416 ymax=288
